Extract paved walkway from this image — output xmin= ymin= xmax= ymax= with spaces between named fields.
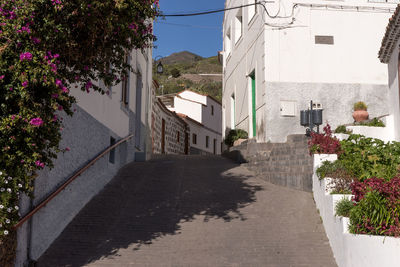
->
xmin=37 ymin=155 xmax=336 ymax=267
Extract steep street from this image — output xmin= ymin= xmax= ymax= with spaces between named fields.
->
xmin=37 ymin=155 xmax=336 ymax=267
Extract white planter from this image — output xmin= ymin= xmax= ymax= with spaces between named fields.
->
xmin=312 ymin=167 xmax=400 ymax=267
xmin=333 ymin=133 xmax=350 ymax=141
xmin=347 ymin=125 xmax=395 ymax=143
xmin=313 ymin=153 xmax=337 ymax=173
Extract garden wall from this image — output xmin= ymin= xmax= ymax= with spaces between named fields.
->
xmin=313 ymin=154 xmax=400 ymax=267
xmin=346 ymin=115 xmax=395 ymax=142
xmin=151 ymin=97 xmax=188 ymax=155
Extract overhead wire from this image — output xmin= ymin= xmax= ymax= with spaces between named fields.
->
xmin=158 ymin=1 xmax=293 ymax=20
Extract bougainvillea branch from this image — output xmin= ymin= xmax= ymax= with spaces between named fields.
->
xmin=0 ymin=0 xmax=159 ymax=240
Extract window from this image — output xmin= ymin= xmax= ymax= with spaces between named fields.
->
xmin=192 ymin=133 xmax=197 ymax=144
xmin=177 ymin=131 xmax=180 ymax=143
xmin=206 ymin=136 xmax=209 ymax=148
xmin=248 ymin=0 xmax=257 ymax=23
xmin=121 ymin=53 xmax=130 ymax=106
xmin=211 ymin=105 xmax=214 ymax=116
xmin=225 ymin=27 xmax=231 ymax=56
xmin=234 ymin=9 xmax=243 ymax=43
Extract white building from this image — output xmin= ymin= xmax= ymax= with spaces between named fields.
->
xmin=222 ymin=0 xmax=397 ymax=143
xmin=16 ymin=48 xmax=153 ymax=265
xmin=379 ymin=5 xmax=400 ymax=142
xmin=159 ymin=90 xmax=222 ymax=155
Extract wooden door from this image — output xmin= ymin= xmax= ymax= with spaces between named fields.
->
xmin=213 ymin=139 xmax=216 ymax=155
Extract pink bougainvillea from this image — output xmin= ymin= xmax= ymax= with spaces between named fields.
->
xmin=29 ymin=117 xmax=44 ymax=127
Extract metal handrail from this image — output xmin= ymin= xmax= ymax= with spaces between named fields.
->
xmin=14 ymin=134 xmax=134 ymax=229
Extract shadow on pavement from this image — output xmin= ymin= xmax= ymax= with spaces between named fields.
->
xmin=37 ymin=155 xmax=263 ymax=267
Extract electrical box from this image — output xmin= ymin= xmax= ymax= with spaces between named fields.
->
xmin=280 ymin=101 xmax=296 ymax=117
xmin=309 ymin=102 xmax=323 ymax=110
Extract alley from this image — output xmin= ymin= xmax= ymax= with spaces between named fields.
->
xmin=37 ymin=155 xmax=336 ymax=267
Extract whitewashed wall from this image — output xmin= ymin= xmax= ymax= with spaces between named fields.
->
xmin=222 ymin=0 xmax=396 ymax=143
xmin=15 ymin=47 xmax=153 ymax=265
xmin=386 ymin=40 xmax=400 ymax=141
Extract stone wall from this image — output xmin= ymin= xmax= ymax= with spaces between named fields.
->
xmin=152 ymin=91 xmax=188 ymax=154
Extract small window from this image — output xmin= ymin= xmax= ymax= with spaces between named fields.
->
xmin=211 ymin=105 xmax=214 ymax=116
xmin=177 ymin=131 xmax=180 ymax=143
xmin=235 ymin=9 xmax=243 ymax=43
xmin=206 ymin=136 xmax=209 ymax=148
xmin=192 ymin=133 xmax=197 ymax=145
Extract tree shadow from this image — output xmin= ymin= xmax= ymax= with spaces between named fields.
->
xmin=37 ymin=155 xmax=263 ymax=266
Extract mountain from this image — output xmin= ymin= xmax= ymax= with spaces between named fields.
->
xmin=153 ymin=51 xmax=223 ymax=101
xmin=158 ymin=51 xmax=203 ymax=65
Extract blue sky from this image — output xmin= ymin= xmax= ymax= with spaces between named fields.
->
xmin=153 ymin=0 xmax=225 ymax=59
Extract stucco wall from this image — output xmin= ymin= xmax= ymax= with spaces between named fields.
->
xmin=185 ymin=119 xmax=222 ymax=155
xmin=222 ymin=0 xmax=395 ymax=143
xmin=265 ymin=82 xmax=389 ymax=142
xmin=16 ymin=104 xmax=136 ymax=264
xmin=15 ymin=47 xmax=153 ymax=265
xmin=387 ymin=41 xmax=400 ymax=141
xmin=202 ymin=97 xmax=222 ymax=135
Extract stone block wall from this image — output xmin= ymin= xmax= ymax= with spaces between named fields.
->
xmin=152 ymin=98 xmax=188 ymax=155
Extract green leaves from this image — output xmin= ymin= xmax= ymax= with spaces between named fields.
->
xmin=339 ymin=135 xmax=400 ymax=181
xmin=0 ymin=0 xmax=159 ymax=241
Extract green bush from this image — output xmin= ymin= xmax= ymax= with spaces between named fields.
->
xmin=354 ymin=101 xmax=367 ymax=111
xmin=170 ymin=68 xmax=181 ymax=78
xmin=358 ymin=118 xmax=385 ymax=127
xmin=334 ymin=125 xmax=352 ymax=134
xmin=224 ymin=129 xmax=248 ymax=146
xmin=349 ymin=191 xmax=392 ymax=235
xmin=335 ymin=198 xmax=354 ymax=217
xmin=316 ymin=160 xmax=354 ymax=193
xmin=339 ymin=135 xmax=400 ymax=181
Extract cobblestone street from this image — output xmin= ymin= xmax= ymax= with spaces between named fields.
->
xmin=37 ymin=155 xmax=336 ymax=267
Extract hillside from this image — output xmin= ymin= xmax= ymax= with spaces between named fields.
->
xmin=154 ymin=51 xmax=222 ymax=101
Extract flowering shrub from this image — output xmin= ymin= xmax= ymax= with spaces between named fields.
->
xmin=339 ymin=135 xmax=400 ymax=181
xmin=349 ymin=177 xmax=400 ymax=236
xmin=308 ymin=124 xmax=341 ymax=154
xmin=0 ymin=0 xmax=159 ymax=246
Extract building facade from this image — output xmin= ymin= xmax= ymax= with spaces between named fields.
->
xmin=222 ymin=0 xmax=397 ymax=143
xmin=160 ymin=90 xmax=222 ymax=155
xmin=379 ymin=4 xmax=400 ymax=142
xmin=151 ymin=81 xmax=189 ymax=155
xmin=16 ymin=48 xmax=153 ymax=265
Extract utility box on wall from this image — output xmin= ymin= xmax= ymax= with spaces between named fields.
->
xmin=280 ymin=100 xmax=296 ymax=117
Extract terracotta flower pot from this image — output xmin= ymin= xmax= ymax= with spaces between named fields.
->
xmin=352 ymin=110 xmax=369 ymax=122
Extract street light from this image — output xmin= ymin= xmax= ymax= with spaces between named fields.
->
xmin=154 ymin=56 xmax=164 ymax=74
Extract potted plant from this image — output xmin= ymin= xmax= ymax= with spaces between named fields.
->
xmin=352 ymin=101 xmax=369 ymax=122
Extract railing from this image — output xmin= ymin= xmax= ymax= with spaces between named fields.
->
xmin=14 ymin=134 xmax=134 ymax=229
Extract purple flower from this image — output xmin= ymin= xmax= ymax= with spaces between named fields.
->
xmin=22 ymin=81 xmax=28 ymax=87
xmin=56 ymin=79 xmax=62 ymax=87
xmin=20 ymin=52 xmax=32 ymax=61
xmin=85 ymin=81 xmax=93 ymax=90
xmin=31 ymin=37 xmax=41 ymax=44
xmin=0 ymin=75 xmax=4 ymax=80
xmin=35 ymin=160 xmax=45 ymax=168
xmin=29 ymin=117 xmax=43 ymax=127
